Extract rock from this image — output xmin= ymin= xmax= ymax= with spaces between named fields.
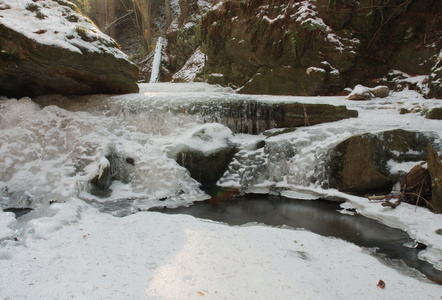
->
xmin=91 ymin=157 xmax=112 ymax=190
xmin=327 ymin=129 xmax=435 ymax=195
xmin=0 ymin=0 xmax=139 ymax=98
xmin=281 ymin=103 xmax=358 ymax=128
xmin=183 ymin=99 xmax=357 ymax=134
xmin=346 ymin=85 xmax=389 ymax=101
xmin=427 ymin=144 xmax=442 ymax=213
xmin=427 ymin=51 xmax=442 ymax=99
xmin=328 ymin=134 xmax=393 ymax=194
xmin=401 ymin=163 xmax=432 ymax=208
xmin=426 ymin=107 xmax=442 ymax=120
xmin=90 ymin=151 xmax=135 ymax=190
xmin=238 ymin=66 xmax=331 ymax=96
xmin=370 ymin=86 xmax=390 ymax=98
xmin=169 ymin=124 xmax=238 ymax=186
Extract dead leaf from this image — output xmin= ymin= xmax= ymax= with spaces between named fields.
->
xmin=34 ymin=29 xmax=47 ymax=34
xmin=377 ymin=279 xmax=386 ymax=289
xmin=197 ymin=291 xmax=204 ymax=295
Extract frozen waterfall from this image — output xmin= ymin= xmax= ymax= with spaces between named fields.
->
xmin=149 ymin=37 xmax=163 ymax=83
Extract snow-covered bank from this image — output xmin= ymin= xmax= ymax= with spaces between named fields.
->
xmin=289 ymin=186 xmax=442 ymax=272
xmin=0 ymin=199 xmax=440 ymax=299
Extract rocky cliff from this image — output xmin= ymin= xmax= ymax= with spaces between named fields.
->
xmin=167 ymin=0 xmax=441 ymax=97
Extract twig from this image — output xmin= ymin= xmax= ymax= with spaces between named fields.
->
xmin=414 ymin=179 xmax=424 ymax=212
xmin=406 ymin=192 xmax=435 ymax=211
xmin=104 ymin=10 xmax=134 ymax=33
xmin=303 ymin=104 xmax=310 ymax=127
xmin=367 ymin=0 xmax=410 ymax=48
xmin=368 ymin=195 xmax=388 ymax=200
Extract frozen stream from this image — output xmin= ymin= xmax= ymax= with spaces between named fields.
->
xmin=161 ymin=194 xmax=442 ymax=284
xmin=1 ymin=83 xmax=442 ymax=298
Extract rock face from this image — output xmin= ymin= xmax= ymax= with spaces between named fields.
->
xmin=0 ymin=0 xmax=139 ymax=98
xmin=327 ymin=129 xmax=435 ymax=195
xmin=170 ymin=99 xmax=357 ymax=134
xmin=427 ymin=51 xmax=442 ymax=99
xmin=191 ymin=0 xmax=441 ymax=96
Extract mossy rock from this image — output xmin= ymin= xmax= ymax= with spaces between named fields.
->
xmin=381 ymin=129 xmax=432 ymax=162
xmin=328 ymin=134 xmax=393 ymax=194
xmin=426 ymin=107 xmax=442 ymax=120
xmin=327 ymin=129 xmax=435 ymax=195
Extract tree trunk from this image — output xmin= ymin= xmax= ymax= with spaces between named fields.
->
xmin=106 ymin=0 xmax=115 ymax=38
xmin=134 ymin=0 xmax=152 ymax=45
xmin=95 ymin=0 xmax=116 ymax=38
xmin=179 ymin=0 xmax=188 ymax=21
xmin=165 ymin=0 xmax=172 ymax=28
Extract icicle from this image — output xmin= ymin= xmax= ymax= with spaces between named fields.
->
xmin=149 ymin=37 xmax=163 ymax=83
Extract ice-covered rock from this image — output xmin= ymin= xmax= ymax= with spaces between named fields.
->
xmin=169 ymin=123 xmax=238 ymax=185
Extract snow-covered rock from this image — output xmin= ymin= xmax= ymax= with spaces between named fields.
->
xmin=346 ymin=85 xmax=389 ymax=100
xmin=0 ymin=0 xmax=138 ymax=97
xmin=169 ymin=123 xmax=238 ymax=185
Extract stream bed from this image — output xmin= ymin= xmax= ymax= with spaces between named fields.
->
xmin=160 ymin=194 xmax=442 ymax=285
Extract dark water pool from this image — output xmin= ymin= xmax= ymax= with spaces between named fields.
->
xmin=161 ymin=193 xmax=442 ymax=285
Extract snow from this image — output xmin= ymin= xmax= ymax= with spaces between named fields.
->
xmin=262 ymin=14 xmax=285 ymax=24
xmin=171 ymin=123 xmax=234 ymax=155
xmin=1 ymin=83 xmax=442 ymax=298
xmin=0 ymin=0 xmax=130 ymax=61
xmin=0 ymin=199 xmax=441 ymax=299
xmin=172 ymin=47 xmax=206 ymax=82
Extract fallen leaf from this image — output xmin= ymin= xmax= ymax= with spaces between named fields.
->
xmin=34 ymin=29 xmax=47 ymax=34
xmin=377 ymin=279 xmax=386 ymax=289
xmin=197 ymin=291 xmax=204 ymax=296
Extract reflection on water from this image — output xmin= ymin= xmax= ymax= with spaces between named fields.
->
xmin=162 ymin=194 xmax=442 ymax=285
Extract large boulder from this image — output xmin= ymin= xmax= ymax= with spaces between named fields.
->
xmin=0 ymin=0 xmax=139 ymax=98
xmin=327 ymin=129 xmax=435 ymax=195
xmin=169 ymin=124 xmax=238 ymax=186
